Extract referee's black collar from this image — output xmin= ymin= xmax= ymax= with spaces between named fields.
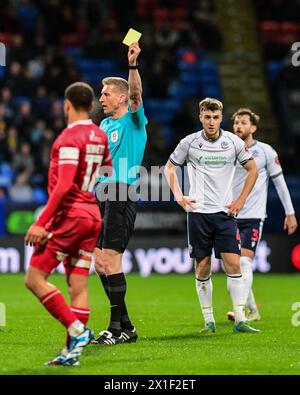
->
xmin=201 ymin=129 xmax=223 ymax=143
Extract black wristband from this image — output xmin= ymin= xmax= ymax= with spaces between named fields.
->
xmin=129 ymin=63 xmax=138 ymax=70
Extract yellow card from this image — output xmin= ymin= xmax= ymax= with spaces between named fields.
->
xmin=122 ymin=28 xmax=142 ymax=46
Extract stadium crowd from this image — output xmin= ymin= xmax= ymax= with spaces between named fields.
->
xmin=0 ymin=0 xmax=299 ymax=204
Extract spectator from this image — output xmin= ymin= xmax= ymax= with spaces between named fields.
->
xmin=12 ymin=142 xmax=34 ymax=175
xmin=9 ymin=168 xmax=33 ymax=203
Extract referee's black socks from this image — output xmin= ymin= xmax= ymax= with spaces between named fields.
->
xmin=107 ymin=273 xmax=133 ymax=336
xmin=98 ymin=274 xmax=110 ymax=298
xmin=99 ymin=273 xmax=134 ymax=333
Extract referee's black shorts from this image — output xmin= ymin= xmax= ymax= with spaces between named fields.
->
xmin=96 ymin=183 xmax=137 ymax=253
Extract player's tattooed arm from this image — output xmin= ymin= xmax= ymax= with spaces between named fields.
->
xmin=128 ymin=42 xmax=142 ymax=111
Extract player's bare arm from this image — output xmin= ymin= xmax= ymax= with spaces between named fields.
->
xmin=164 ymin=160 xmax=196 ymax=211
xmin=226 ymin=159 xmax=258 ymax=216
xmin=128 ymin=42 xmax=142 ymax=111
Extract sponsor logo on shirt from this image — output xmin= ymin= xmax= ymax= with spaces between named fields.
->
xmin=196 ymin=155 xmax=230 ymax=165
xmin=251 ymin=149 xmax=259 ymax=158
xmin=89 ymin=130 xmax=102 ymax=143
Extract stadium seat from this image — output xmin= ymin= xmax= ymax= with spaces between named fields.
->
xmin=64 ymin=47 xmax=83 ymax=59
xmin=12 ymin=96 xmax=31 ymax=108
xmin=0 ymin=162 xmax=14 ymax=188
xmin=197 ymin=61 xmax=218 ymax=75
xmin=178 ymin=60 xmax=198 ymax=71
xmin=202 ymin=85 xmax=221 ymax=99
xmin=145 ymin=99 xmax=180 ymax=124
xmin=199 ymin=73 xmax=219 ymax=85
xmin=266 ymin=60 xmax=284 ymax=81
xmin=180 ymin=71 xmax=202 ymax=84
xmin=32 ymin=187 xmax=47 ymax=204
xmin=0 ymin=67 xmax=6 ymax=80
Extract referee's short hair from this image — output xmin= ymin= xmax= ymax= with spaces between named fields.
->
xmin=231 ymin=108 xmax=260 ymax=126
xmin=199 ymin=98 xmax=223 ymax=114
xmin=102 ymin=77 xmax=129 ymax=94
xmin=64 ymin=82 xmax=95 ymax=111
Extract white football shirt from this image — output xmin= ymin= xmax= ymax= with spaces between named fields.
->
xmin=233 ymin=140 xmax=283 ymax=219
xmin=170 ymin=129 xmax=253 ymax=213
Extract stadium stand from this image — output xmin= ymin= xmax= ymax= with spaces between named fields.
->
xmin=0 ymin=0 xmax=299 ymax=235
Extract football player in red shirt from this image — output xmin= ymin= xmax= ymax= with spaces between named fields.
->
xmin=24 ymin=82 xmax=113 ymax=366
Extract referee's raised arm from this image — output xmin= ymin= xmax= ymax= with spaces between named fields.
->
xmin=128 ymin=42 xmax=142 ymax=111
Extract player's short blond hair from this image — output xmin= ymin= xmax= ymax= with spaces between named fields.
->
xmin=199 ymin=98 xmax=223 ymax=114
xmin=231 ymin=108 xmax=260 ymax=126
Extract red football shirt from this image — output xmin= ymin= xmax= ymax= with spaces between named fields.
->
xmin=36 ymin=119 xmax=112 ymax=227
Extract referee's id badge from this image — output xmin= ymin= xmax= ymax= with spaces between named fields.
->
xmin=111 ymin=130 xmax=119 ymax=143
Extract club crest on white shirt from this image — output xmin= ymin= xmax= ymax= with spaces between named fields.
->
xmin=111 ymin=130 xmax=119 ymax=143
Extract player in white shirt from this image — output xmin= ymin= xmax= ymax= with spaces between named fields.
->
xmin=228 ymin=108 xmax=298 ymax=322
xmin=164 ymin=98 xmax=260 ymax=333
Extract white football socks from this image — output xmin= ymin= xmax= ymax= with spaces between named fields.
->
xmin=247 ymin=288 xmax=258 ymax=312
xmin=195 ymin=276 xmax=215 ymax=324
xmin=240 ymin=256 xmax=253 ymax=304
xmin=227 ymin=274 xmax=246 ymax=324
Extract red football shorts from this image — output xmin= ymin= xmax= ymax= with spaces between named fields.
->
xmin=30 ymin=215 xmax=101 ymax=276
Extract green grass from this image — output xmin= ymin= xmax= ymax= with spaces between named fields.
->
xmin=0 ymin=273 xmax=300 ymax=375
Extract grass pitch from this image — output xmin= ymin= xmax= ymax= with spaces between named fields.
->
xmin=0 ymin=273 xmax=300 ymax=375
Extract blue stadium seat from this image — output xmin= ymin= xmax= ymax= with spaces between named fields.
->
xmin=64 ymin=47 xmax=83 ymax=58
xmin=33 ymin=187 xmax=47 ymax=204
xmin=180 ymin=72 xmax=202 ymax=84
xmin=162 ymin=125 xmax=174 ymax=142
xmin=145 ymin=99 xmax=180 ymax=124
xmin=202 ymin=85 xmax=221 ymax=99
xmin=178 ymin=60 xmax=198 ymax=71
xmin=197 ymin=61 xmax=218 ymax=75
xmin=75 ymin=59 xmax=117 ymax=73
xmin=12 ymin=96 xmax=31 ymax=108
xmin=82 ymin=72 xmax=103 ymax=86
xmin=0 ymin=66 xmax=6 ymax=80
xmin=267 ymin=60 xmax=284 ymax=81
xmin=180 ymin=84 xmax=201 ymax=98
xmin=0 ymin=162 xmax=14 ymax=188
xmin=199 ymin=73 xmax=219 ymax=85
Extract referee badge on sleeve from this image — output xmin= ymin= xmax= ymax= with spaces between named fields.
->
xmin=111 ymin=130 xmax=119 ymax=143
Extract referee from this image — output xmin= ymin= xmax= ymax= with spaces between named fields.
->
xmin=92 ymin=42 xmax=147 ymax=345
